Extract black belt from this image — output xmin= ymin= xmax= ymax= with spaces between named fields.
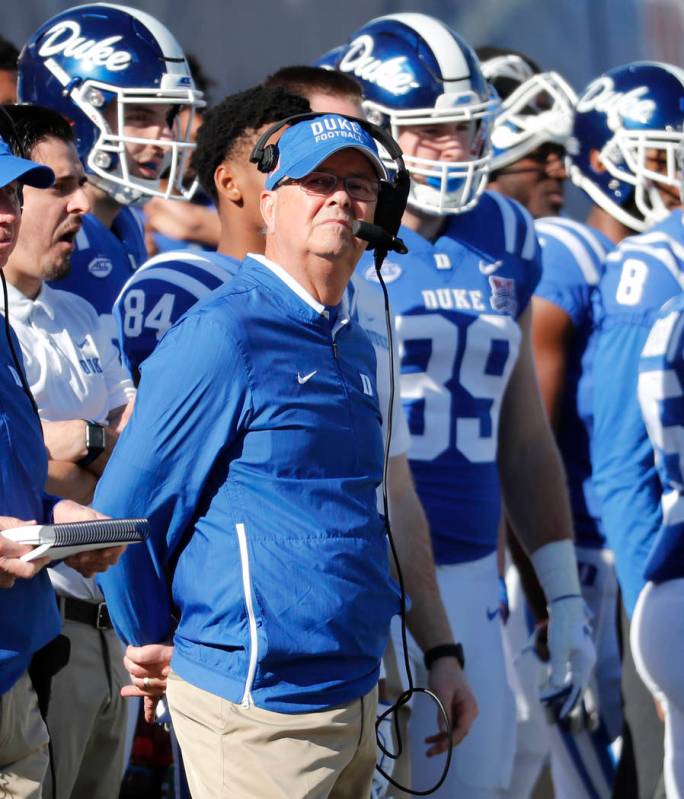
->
xmin=58 ymin=596 xmax=113 ymax=630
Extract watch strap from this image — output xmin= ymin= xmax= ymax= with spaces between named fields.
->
xmin=424 ymin=642 xmax=465 ymax=671
xmin=77 ymin=421 xmax=106 ymax=467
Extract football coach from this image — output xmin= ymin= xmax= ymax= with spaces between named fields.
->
xmin=95 ymin=114 xmax=402 ymax=799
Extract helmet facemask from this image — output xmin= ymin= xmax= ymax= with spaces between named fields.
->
xmin=365 ymin=88 xmax=499 ymax=216
xmin=489 ymin=71 xmax=577 ymax=170
xmin=70 ymin=76 xmax=204 ymax=206
xmin=600 ymin=127 xmax=683 ymax=227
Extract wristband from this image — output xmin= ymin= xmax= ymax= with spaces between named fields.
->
xmin=423 ymin=643 xmax=465 ymax=671
xmin=530 ymin=539 xmax=581 ymax=604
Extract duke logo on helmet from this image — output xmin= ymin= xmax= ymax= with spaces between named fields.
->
xmin=569 ymin=61 xmax=684 ymax=232
xmin=37 ymin=20 xmax=132 ymax=71
xmin=19 ymin=2 xmax=205 ymax=207
xmin=338 ymin=35 xmax=419 ymax=96
xmin=575 ymin=78 xmax=656 ymax=130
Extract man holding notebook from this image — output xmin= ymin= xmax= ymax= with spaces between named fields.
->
xmin=0 ymin=111 xmax=124 ymax=797
xmin=0 ymin=104 xmax=136 ymax=799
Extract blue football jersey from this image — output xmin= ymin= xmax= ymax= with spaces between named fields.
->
xmin=50 ymin=208 xmax=147 ymax=349
xmin=592 ymin=209 xmax=684 ymax=615
xmin=114 ymin=249 xmax=240 ymax=377
xmin=638 ymin=294 xmax=684 ymax=584
xmin=534 ymin=217 xmax=613 ymax=548
xmin=357 ymin=192 xmax=541 ymax=564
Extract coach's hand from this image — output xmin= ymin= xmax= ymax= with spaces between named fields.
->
xmin=54 ymin=500 xmax=126 ymax=577
xmin=122 ymin=643 xmax=173 ymax=722
xmin=540 ymin=595 xmax=596 ymax=722
xmin=425 ymin=658 xmax=478 ymax=756
xmin=0 ymin=517 xmax=50 ymax=587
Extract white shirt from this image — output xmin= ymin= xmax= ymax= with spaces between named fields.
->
xmin=4 ymin=281 xmax=135 ymax=601
xmin=5 ymin=281 xmax=134 ymax=423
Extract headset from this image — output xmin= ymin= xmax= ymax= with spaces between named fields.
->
xmin=250 ymin=112 xmax=410 ymax=258
xmin=252 ymin=113 xmax=453 ymax=797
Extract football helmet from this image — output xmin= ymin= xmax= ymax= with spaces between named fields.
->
xmin=18 ymin=3 xmax=204 ymax=206
xmin=318 ymin=13 xmax=499 ymax=215
xmin=569 ymin=61 xmax=684 ymax=232
xmin=479 ymin=51 xmax=577 ymax=171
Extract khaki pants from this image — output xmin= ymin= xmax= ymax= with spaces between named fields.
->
xmin=44 ymin=618 xmax=128 ymax=799
xmin=0 ymin=671 xmax=50 ymax=798
xmin=167 ymin=670 xmax=378 ymax=799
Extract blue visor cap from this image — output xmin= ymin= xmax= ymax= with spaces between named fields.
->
xmin=265 ymin=115 xmax=388 ymax=190
xmin=0 ymin=137 xmax=54 ymax=189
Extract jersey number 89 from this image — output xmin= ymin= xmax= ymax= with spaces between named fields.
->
xmin=397 ymin=313 xmax=520 ymax=463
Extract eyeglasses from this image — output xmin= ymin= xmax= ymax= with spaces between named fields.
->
xmin=276 ymin=171 xmax=380 ymax=202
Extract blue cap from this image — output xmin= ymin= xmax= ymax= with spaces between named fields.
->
xmin=265 ymin=115 xmax=388 ymax=190
xmin=0 ymin=136 xmax=54 ymax=189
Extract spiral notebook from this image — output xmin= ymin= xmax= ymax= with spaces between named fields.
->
xmin=2 ymin=518 xmax=150 ymax=561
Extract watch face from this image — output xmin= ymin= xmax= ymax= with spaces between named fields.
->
xmin=87 ymin=423 xmax=106 ymax=452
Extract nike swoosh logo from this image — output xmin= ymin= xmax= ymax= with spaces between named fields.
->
xmin=479 ymin=259 xmax=504 ymax=275
xmin=77 ymin=339 xmax=88 ymax=348
xmin=297 ymin=370 xmax=317 ymax=384
xmin=486 ymin=607 xmax=500 ymax=621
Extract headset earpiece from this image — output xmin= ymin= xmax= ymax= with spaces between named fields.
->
xmin=374 ymin=170 xmax=410 ymax=242
xmin=257 ymin=144 xmax=279 ymax=174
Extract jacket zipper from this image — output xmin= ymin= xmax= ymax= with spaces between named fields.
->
xmin=235 ymin=522 xmax=258 ymax=707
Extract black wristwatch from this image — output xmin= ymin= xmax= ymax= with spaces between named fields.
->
xmin=424 ymin=643 xmax=465 ymax=671
xmin=77 ymin=421 xmax=106 ymax=467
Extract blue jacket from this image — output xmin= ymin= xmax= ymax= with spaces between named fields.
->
xmin=96 ymin=256 xmax=400 ymax=712
xmin=0 ymin=324 xmax=61 ymax=695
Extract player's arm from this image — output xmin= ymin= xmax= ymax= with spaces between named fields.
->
xmin=387 ymin=453 xmax=477 ymax=751
xmin=507 ymin=296 xmax=575 ymax=624
xmin=144 ymin=198 xmax=220 ymax=249
xmin=637 ymin=303 xmax=684 ymax=589
xmin=530 ymin=296 xmax=573 ymax=427
xmin=388 ymin=454 xmax=451 ymax=651
xmin=498 ymin=306 xmax=594 ymax=717
xmin=114 ymin=265 xmax=192 ymax=386
xmin=498 ymin=305 xmax=574 ymax=550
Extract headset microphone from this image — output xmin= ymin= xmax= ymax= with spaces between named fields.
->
xmin=352 ymin=221 xmax=407 ymax=255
